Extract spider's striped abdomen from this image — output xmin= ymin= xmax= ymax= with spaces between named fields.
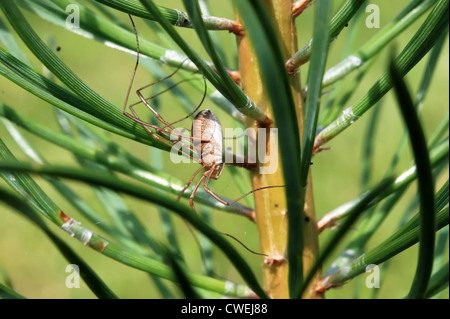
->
xmin=192 ymin=109 xmax=223 ymax=168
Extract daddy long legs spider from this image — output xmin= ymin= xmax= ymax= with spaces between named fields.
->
xmin=122 ymin=15 xmax=282 ymax=212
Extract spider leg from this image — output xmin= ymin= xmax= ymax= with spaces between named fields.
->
xmin=158 ymin=75 xmax=208 ymax=132
xmin=124 ymin=109 xmax=196 ymax=161
xmin=203 ymin=168 xmax=232 ymax=206
xmin=133 ymin=60 xmax=192 ymax=125
xmin=129 ymin=63 xmax=207 ymax=139
xmin=177 ymin=165 xmax=205 ymax=201
xmin=205 ymin=181 xmax=285 ymax=207
xmin=189 ymin=174 xmax=207 ymax=211
xmin=123 ymin=16 xmax=206 ymax=164
xmin=122 ymin=16 xmax=194 ymax=152
xmin=127 ymin=84 xmax=203 ymax=158
xmin=127 ymin=91 xmax=195 ymax=144
xmin=135 ymin=89 xmax=175 ymax=130
xmin=204 ymin=163 xmax=283 ymax=206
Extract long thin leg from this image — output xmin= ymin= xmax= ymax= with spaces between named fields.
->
xmin=177 ymin=165 xmax=205 ymax=201
xmin=123 ymin=109 xmax=191 ymax=153
xmin=134 ymin=73 xmax=208 ymax=136
xmin=132 ymin=76 xmax=189 ymax=130
xmin=123 ymin=14 xmax=140 ymax=116
xmin=124 ymin=20 xmax=207 ymax=138
xmin=123 ymin=109 xmax=197 ymax=162
xmin=130 ymin=78 xmax=194 ymax=123
xmin=125 ymin=106 xmax=194 ymax=148
xmin=134 ymin=74 xmax=204 ymax=132
xmin=124 ymin=16 xmax=211 ymax=171
xmin=129 ymin=73 xmax=207 ymax=138
xmin=189 ymin=174 xmax=206 ymax=211
xmin=123 ymin=15 xmax=197 ymax=151
xmin=204 ymin=173 xmax=285 ymax=207
xmin=203 ymin=170 xmax=232 ymax=206
xmin=158 ymin=75 xmax=207 ymax=132
xmin=122 ymin=15 xmax=176 ymax=146
xmin=123 ymin=17 xmax=192 ymax=130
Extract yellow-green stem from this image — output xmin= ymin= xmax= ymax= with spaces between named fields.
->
xmin=235 ymin=0 xmax=321 ymax=299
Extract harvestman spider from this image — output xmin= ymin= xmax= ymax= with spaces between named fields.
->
xmin=122 ymin=15 xmax=282 ymax=212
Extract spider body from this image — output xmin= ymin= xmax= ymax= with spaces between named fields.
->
xmin=193 ymin=109 xmax=223 ymax=169
xmin=182 ymin=109 xmax=226 ymax=210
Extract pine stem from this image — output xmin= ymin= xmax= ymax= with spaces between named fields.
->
xmin=235 ymin=0 xmax=321 ymax=299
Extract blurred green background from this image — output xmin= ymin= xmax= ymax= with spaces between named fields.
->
xmin=0 ymin=0 xmax=448 ymax=298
